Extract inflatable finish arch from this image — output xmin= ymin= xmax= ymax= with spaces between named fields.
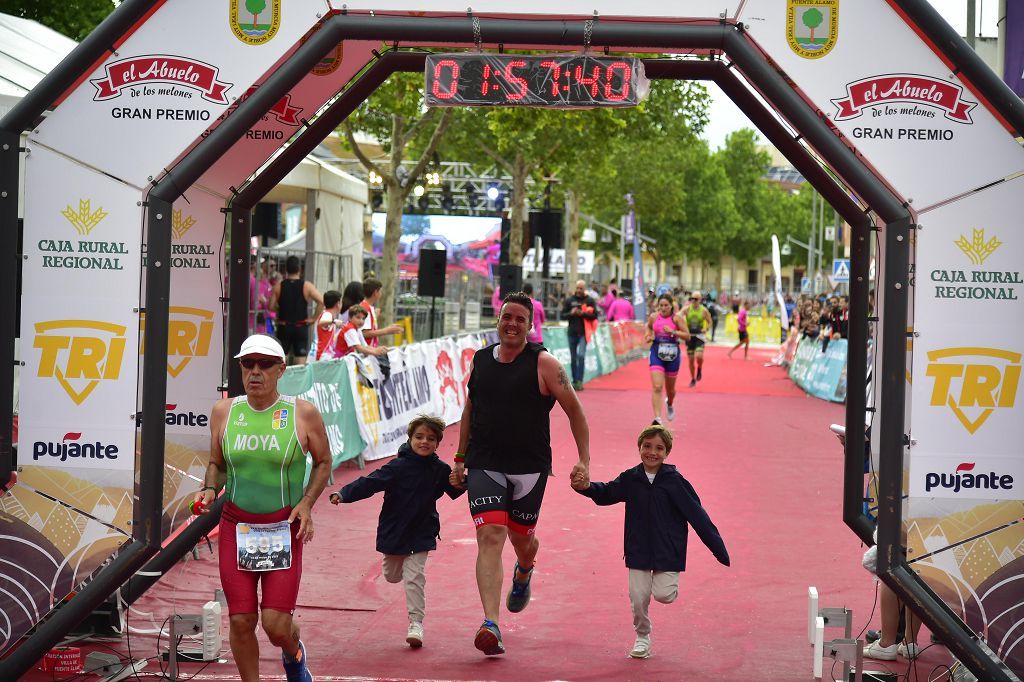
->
xmin=1 ymin=1 xmax=1022 ymax=679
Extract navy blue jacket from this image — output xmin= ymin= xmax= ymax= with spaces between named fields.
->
xmin=576 ymin=463 xmax=730 ymax=571
xmin=339 ymin=443 xmax=465 ymax=555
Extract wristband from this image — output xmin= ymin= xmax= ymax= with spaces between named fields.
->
xmin=454 ymin=452 xmax=465 ymax=463
xmin=200 ymin=485 xmax=218 ymax=493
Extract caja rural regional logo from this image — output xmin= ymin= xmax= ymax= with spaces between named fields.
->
xmin=955 ymin=228 xmax=1001 ymax=266
xmin=34 ymin=320 xmax=128 ymax=405
xmin=925 ymin=347 xmax=1020 ymax=434
xmin=62 ymin=200 xmax=107 ymax=236
xmin=786 ymin=0 xmax=838 ymax=59
xmin=140 ymin=307 xmax=215 ymax=377
xmin=231 ymin=0 xmax=281 ymax=45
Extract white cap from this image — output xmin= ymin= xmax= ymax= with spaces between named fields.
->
xmin=234 ymin=334 xmax=286 ymax=360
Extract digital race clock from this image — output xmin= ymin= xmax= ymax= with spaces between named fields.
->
xmin=424 ymin=54 xmax=648 ymax=108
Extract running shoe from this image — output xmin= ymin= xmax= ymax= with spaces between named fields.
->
xmin=506 ymin=561 xmax=534 ymax=613
xmin=696 ymin=368 xmax=703 ymax=382
xmin=282 ymin=639 xmax=314 ymax=682
xmin=688 ymin=379 xmax=697 ymax=388
xmin=863 ymin=641 xmax=897 ymax=661
xmin=897 ymin=642 xmax=921 ymax=659
xmin=474 ymin=619 xmax=505 ymax=655
xmin=406 ymin=621 xmax=423 ymax=648
xmin=630 ymin=634 xmax=651 ymax=659
xmin=666 ymin=403 xmax=675 ymax=421
xmin=651 ymin=417 xmax=662 ymax=425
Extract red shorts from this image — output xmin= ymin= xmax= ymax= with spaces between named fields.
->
xmin=218 ymin=501 xmax=303 ymax=616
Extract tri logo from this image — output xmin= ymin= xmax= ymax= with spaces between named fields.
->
xmin=924 ymin=347 xmax=1021 ymax=434
xmin=140 ymin=306 xmax=215 ymax=377
xmin=33 ymin=320 xmax=127 ymax=405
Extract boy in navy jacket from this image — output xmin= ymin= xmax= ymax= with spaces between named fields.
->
xmin=330 ymin=415 xmax=465 ymax=647
xmin=572 ymin=424 xmax=730 ymax=659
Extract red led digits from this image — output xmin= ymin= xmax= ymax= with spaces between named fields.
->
xmin=481 ymin=64 xmax=492 ymax=96
xmin=504 ymin=59 xmax=528 ymax=100
xmin=604 ymin=62 xmax=631 ymax=101
xmin=431 ymin=59 xmax=459 ymax=100
xmin=574 ymin=65 xmax=602 ymax=97
xmin=540 ymin=60 xmax=562 ymax=97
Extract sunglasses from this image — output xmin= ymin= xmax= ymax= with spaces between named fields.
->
xmin=239 ymin=358 xmax=282 ymax=370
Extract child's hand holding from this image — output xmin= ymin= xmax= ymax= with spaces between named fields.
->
xmin=329 ymin=492 xmax=341 ymax=505
xmin=570 ymin=472 xmax=590 ymax=491
xmin=448 ymin=471 xmax=466 ymax=489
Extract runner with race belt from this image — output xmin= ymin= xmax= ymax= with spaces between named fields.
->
xmin=646 ymin=294 xmax=690 ymax=424
xmin=682 ymin=292 xmax=713 ymax=388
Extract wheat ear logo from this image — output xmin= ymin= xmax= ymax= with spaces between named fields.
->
xmin=171 ymin=209 xmax=197 ymax=240
xmin=62 ymin=200 xmax=108 ymax=236
xmin=955 ymin=228 xmax=1001 ymax=266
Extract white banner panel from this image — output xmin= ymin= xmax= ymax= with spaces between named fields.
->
xmin=738 ymin=0 xmax=1024 ymax=208
xmin=19 ymin=146 xmax=142 ymax=477
xmin=523 ymin=248 xmax=594 ymax=274
xmin=198 ymin=41 xmax=378 ymax=193
xmin=33 ymin=0 xmax=328 ymax=186
xmin=909 ymin=176 xmax=1024 ymax=500
xmin=139 ymin=189 xmax=226 ymax=437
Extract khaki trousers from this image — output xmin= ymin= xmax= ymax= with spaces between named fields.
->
xmin=382 ymin=551 xmax=428 ymax=623
xmin=628 ymin=568 xmax=679 ymax=636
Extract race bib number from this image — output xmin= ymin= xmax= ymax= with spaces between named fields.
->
xmin=236 ymin=521 xmax=292 ymax=572
xmin=657 ymin=342 xmax=679 ymax=362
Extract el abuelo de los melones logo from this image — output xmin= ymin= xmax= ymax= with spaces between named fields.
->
xmin=33 ymin=320 xmax=128 ymax=405
xmin=924 ymin=347 xmax=1020 ymax=434
xmin=33 ymin=431 xmax=119 ymax=465
xmin=833 ymin=73 xmax=976 ymax=143
xmin=92 ymin=54 xmax=233 ymax=122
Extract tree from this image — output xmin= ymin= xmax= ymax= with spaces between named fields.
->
xmin=0 ymin=0 xmax=116 ymax=41
xmin=802 ymin=8 xmax=824 ymax=43
xmin=245 ymin=0 xmax=266 ymax=28
xmin=342 ymin=72 xmax=454 ymax=324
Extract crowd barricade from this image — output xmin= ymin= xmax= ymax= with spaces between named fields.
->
xmin=787 ymin=336 xmax=848 ymax=403
xmin=722 ymin=312 xmax=783 ymax=344
xmin=283 ymin=321 xmax=647 ymax=465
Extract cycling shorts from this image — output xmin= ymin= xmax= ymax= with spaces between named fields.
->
xmin=649 ymin=341 xmax=681 ymax=376
xmin=467 ymin=469 xmax=548 ymax=536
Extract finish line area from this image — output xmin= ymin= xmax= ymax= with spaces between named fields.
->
xmin=21 ymin=350 xmax=951 ymax=681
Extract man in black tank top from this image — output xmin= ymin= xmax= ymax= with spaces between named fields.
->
xmin=270 ymin=256 xmax=324 ymax=365
xmin=451 ymin=292 xmax=592 ymax=656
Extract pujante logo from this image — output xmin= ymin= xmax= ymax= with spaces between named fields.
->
xmin=832 ymin=74 xmax=977 ymax=123
xmin=140 ymin=307 xmax=215 ymax=377
xmin=62 ymin=200 xmax=108 ymax=236
xmin=786 ymin=0 xmax=838 ymax=59
xmin=34 ymin=320 xmax=128 ymax=405
xmin=925 ymin=347 xmax=1021 ymax=434
xmin=955 ymin=228 xmax=1001 ymax=266
xmin=32 ymin=432 xmax=120 ymax=464
xmin=924 ymin=461 xmax=1014 ymax=495
xmin=231 ymin=0 xmax=281 ymax=45
xmin=91 ymin=55 xmax=233 ymax=104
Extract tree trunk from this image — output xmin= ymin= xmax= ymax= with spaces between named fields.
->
xmin=509 ymin=155 xmax=529 ymax=265
xmin=566 ymin=190 xmax=581 ymax=283
xmin=380 ymin=180 xmax=405 ymax=326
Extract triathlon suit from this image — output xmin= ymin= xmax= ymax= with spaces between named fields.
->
xmin=275 ymin=279 xmax=309 ymax=357
xmin=465 ymin=342 xmax=555 ymax=536
xmin=684 ymin=305 xmax=706 ymax=356
xmin=219 ymin=395 xmax=307 ymax=615
xmin=649 ymin=314 xmax=682 ymax=376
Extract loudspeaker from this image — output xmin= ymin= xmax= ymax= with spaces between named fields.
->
xmin=498 ymin=264 xmax=522 ymax=297
xmin=529 ymin=210 xmax=563 ymax=246
xmin=418 ymin=248 xmax=447 ymax=298
xmin=252 ymin=203 xmax=280 ymax=241
xmin=499 ymin=217 xmax=511 ymax=265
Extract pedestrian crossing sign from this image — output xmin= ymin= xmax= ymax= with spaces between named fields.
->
xmin=832 ymin=259 xmax=851 ymax=283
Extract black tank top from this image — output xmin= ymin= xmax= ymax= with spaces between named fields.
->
xmin=465 ymin=343 xmax=556 ymax=474
xmin=278 ymin=279 xmax=307 ymax=325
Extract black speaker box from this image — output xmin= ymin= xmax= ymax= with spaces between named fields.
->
xmin=252 ymin=202 xmax=280 ymax=240
xmin=418 ymin=248 xmax=447 ymax=298
xmin=498 ymin=264 xmax=523 ymax=297
xmin=529 ymin=210 xmax=563 ymax=246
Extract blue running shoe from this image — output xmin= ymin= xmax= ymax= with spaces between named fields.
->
xmin=282 ymin=639 xmax=314 ymax=682
xmin=506 ymin=561 xmax=534 ymax=613
xmin=474 ymin=620 xmax=505 ymax=655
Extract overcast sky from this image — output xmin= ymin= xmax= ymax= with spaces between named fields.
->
xmin=701 ymin=1 xmax=1003 ymax=150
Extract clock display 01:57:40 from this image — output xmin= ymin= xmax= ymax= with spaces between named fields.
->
xmin=425 ymin=54 xmax=648 ymax=108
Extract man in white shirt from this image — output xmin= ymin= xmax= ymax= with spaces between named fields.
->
xmin=359 ymin=278 xmax=404 ymax=347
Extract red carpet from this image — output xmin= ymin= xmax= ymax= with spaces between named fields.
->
xmin=23 ymin=346 xmax=952 ymax=681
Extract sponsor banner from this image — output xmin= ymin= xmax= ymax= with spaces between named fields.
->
xmin=1006 ymin=1 xmax=1024 ymax=97
xmin=608 ymin=320 xmax=647 ymax=364
xmin=278 ymin=359 xmax=365 ymax=468
xmin=723 ymin=313 xmax=782 ymax=344
xmin=522 ymin=248 xmax=595 ymax=275
xmin=33 ymin=0 xmax=327 ymax=186
xmin=737 ymin=0 xmax=1024 ymax=208
xmin=787 ymin=336 xmax=846 ymax=403
xmin=198 ymin=41 xmax=378 ymax=192
xmin=909 ymin=455 xmax=1021 ymax=500
xmin=594 ymin=324 xmax=618 ymax=376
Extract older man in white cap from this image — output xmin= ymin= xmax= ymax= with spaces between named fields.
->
xmin=193 ymin=334 xmax=331 ymax=682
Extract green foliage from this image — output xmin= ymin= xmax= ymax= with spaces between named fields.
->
xmin=245 ymin=0 xmax=267 ymax=19
xmin=346 ymin=72 xmax=442 ymax=157
xmin=802 ymin=8 xmax=824 ymax=30
xmin=1 ymin=0 xmax=116 ymax=41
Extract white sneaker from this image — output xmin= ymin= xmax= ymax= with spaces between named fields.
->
xmin=863 ymin=641 xmax=897 ymax=660
xmin=406 ymin=621 xmax=423 ymax=648
xmin=666 ymin=403 xmax=675 ymax=421
xmin=898 ymin=642 xmax=920 ymax=659
xmin=629 ymin=634 xmax=651 ymax=659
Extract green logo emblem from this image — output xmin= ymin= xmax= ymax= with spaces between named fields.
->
xmin=787 ymin=0 xmax=839 ymax=59
xmin=230 ymin=0 xmax=281 ymax=46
